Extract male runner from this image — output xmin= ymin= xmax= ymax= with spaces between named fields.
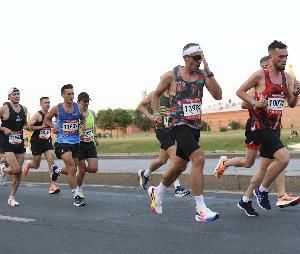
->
xmin=235 ymin=40 xmax=300 ymax=216
xmin=76 ymin=92 xmax=99 ymax=198
xmin=215 ymin=56 xmax=300 ymax=211
xmin=150 ymin=43 xmax=222 ymax=222
xmin=0 ymin=87 xmax=29 ymax=206
xmin=23 ymin=97 xmax=61 ymax=194
xmin=137 ymin=91 xmax=190 ymax=197
xmin=44 ymin=84 xmax=86 ymax=206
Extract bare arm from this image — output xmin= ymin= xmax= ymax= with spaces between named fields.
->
xmin=44 ymin=106 xmax=58 ymax=128
xmin=91 ymin=110 xmax=99 ymax=146
xmin=0 ymin=106 xmax=12 ymax=135
xmin=286 ymin=73 xmax=300 ymax=108
xmin=23 ymin=106 xmax=30 ymax=131
xmin=27 ymin=112 xmax=44 ymax=131
xmin=138 ymin=92 xmax=154 ymax=121
xmin=241 ymin=88 xmax=255 ymax=109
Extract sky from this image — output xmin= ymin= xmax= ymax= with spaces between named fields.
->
xmin=0 ymin=0 xmax=299 ymax=115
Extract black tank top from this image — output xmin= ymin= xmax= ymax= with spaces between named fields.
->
xmin=31 ymin=111 xmax=52 ymax=143
xmin=1 ymin=103 xmax=26 ymax=146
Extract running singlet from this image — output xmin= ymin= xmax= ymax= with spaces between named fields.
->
xmin=80 ymin=110 xmax=95 ymax=142
xmin=56 ymin=103 xmax=80 ymax=144
xmin=31 ymin=111 xmax=52 ymax=142
xmin=252 ymin=68 xmax=287 ymax=130
xmin=1 ymin=103 xmax=26 ymax=146
xmin=157 ymin=94 xmax=171 ymax=129
xmin=169 ymin=66 xmax=205 ymax=129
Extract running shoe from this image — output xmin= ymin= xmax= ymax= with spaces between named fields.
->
xmin=74 ymin=195 xmax=85 ymax=207
xmin=237 ymin=198 xmax=259 ymax=216
xmin=49 ymin=183 xmax=61 ymax=194
xmin=195 ymin=206 xmax=219 ymax=222
xmin=174 ymin=186 xmax=190 ymax=197
xmin=8 ymin=196 xmax=19 ymax=207
xmin=253 ymin=187 xmax=271 ymax=210
xmin=138 ymin=170 xmax=149 ymax=190
xmin=0 ymin=163 xmax=7 ymax=186
xmin=214 ymin=156 xmax=228 ymax=178
xmin=148 ymin=186 xmax=162 ymax=214
xmin=77 ymin=188 xmax=85 ymax=198
xmin=276 ymin=193 xmax=300 ymax=208
xmin=23 ymin=161 xmax=30 ymax=176
xmin=51 ymin=164 xmax=61 ymax=181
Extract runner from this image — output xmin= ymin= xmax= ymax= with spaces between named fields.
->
xmin=150 ymin=43 xmax=222 ymax=222
xmin=0 ymin=87 xmax=29 ymax=206
xmin=214 ymin=55 xmax=300 ymax=210
xmin=44 ymin=84 xmax=86 ymax=206
xmin=137 ymin=91 xmax=190 ymax=197
xmin=235 ymin=40 xmax=300 ymax=216
xmin=23 ymin=97 xmax=61 ymax=194
xmin=77 ymin=92 xmax=99 ymax=198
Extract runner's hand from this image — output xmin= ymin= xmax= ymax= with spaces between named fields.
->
xmin=52 ymin=125 xmax=59 ymax=134
xmin=293 ymin=80 xmax=300 ymax=95
xmin=3 ymin=127 xmax=12 ymax=136
xmin=153 ymin=115 xmax=162 ymax=125
xmin=254 ymin=95 xmax=268 ymax=108
xmin=200 ymin=52 xmax=211 ymax=75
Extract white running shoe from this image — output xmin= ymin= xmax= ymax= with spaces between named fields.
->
xmin=8 ymin=196 xmax=19 ymax=207
xmin=148 ymin=186 xmax=162 ymax=214
xmin=195 ymin=206 xmax=219 ymax=222
xmin=77 ymin=188 xmax=85 ymax=198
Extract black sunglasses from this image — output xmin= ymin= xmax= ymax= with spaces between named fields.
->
xmin=189 ymin=55 xmax=202 ymax=62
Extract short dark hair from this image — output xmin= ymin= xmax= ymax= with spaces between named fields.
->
xmin=183 ymin=43 xmax=199 ymax=53
xmin=40 ymin=97 xmax=49 ymax=102
xmin=260 ymin=56 xmax=269 ymax=65
xmin=61 ymin=84 xmax=73 ymax=94
xmin=268 ymin=40 xmax=287 ymax=53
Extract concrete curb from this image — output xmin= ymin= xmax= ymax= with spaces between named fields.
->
xmin=9 ymin=172 xmax=300 ymax=192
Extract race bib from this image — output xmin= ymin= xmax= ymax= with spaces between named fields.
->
xmin=39 ymin=128 xmax=51 ymax=140
xmin=63 ymin=120 xmax=79 ymax=134
xmin=9 ymin=131 xmax=22 ymax=145
xmin=267 ymin=98 xmax=284 ymax=111
xmin=183 ymin=102 xmax=201 ymax=117
xmin=163 ymin=116 xmax=170 ymax=128
xmin=82 ymin=127 xmax=94 ymax=141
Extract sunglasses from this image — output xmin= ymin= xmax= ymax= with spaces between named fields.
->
xmin=189 ymin=55 xmax=202 ymax=62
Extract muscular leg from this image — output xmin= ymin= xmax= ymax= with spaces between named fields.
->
xmin=61 ymin=152 xmax=77 ymax=189
xmin=77 ymin=158 xmax=98 ymax=187
xmin=225 ymin=148 xmax=257 ymax=168
xmin=275 ymin=170 xmax=286 ymax=197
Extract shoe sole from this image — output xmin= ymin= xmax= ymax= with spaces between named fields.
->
xmin=195 ymin=213 xmax=219 ymax=222
xmin=74 ymin=202 xmax=86 ymax=207
xmin=49 ymin=188 xmax=61 ymax=194
xmin=237 ymin=203 xmax=258 ymax=217
xmin=277 ymin=197 xmax=300 ymax=208
xmin=138 ymin=170 xmax=146 ymax=190
xmin=150 ymin=187 xmax=162 ymax=214
xmin=253 ymin=190 xmax=271 ymax=210
xmin=175 ymin=192 xmax=190 ymax=198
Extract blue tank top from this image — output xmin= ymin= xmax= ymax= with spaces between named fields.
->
xmin=56 ymin=103 xmax=80 ymax=144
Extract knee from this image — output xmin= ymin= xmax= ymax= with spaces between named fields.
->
xmin=192 ymin=153 xmax=205 ymax=167
xmin=277 ymin=155 xmax=290 ymax=167
xmin=89 ymin=167 xmax=98 ymax=173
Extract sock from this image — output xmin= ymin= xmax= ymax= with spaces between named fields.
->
xmin=259 ymin=185 xmax=269 ymax=193
xmin=144 ymin=169 xmax=151 ymax=177
xmin=242 ymin=196 xmax=250 ymax=203
xmin=77 ymin=186 xmax=82 ymax=191
xmin=51 ymin=164 xmax=61 ymax=174
xmin=156 ymin=182 xmax=167 ymax=196
xmin=173 ymin=179 xmax=180 ymax=188
xmin=194 ymin=195 xmax=206 ymax=209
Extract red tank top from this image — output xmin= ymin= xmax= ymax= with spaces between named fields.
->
xmin=252 ymin=68 xmax=287 ymax=130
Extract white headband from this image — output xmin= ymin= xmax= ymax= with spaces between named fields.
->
xmin=182 ymin=45 xmax=203 ymax=56
xmin=8 ymin=87 xmax=19 ymax=96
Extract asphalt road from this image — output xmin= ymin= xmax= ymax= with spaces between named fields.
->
xmin=0 ymin=184 xmax=299 ymax=254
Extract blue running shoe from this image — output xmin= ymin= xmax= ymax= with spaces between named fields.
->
xmin=253 ymin=187 xmax=271 ymax=210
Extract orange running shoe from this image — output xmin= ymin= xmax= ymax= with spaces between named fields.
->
xmin=49 ymin=183 xmax=60 ymax=194
xmin=214 ymin=156 xmax=228 ymax=178
xmin=23 ymin=162 xmax=30 ymax=176
xmin=276 ymin=193 xmax=300 ymax=208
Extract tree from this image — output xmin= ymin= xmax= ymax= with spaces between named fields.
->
xmin=133 ymin=108 xmax=153 ymax=132
xmin=113 ymin=108 xmax=132 ymax=136
xmin=229 ymin=120 xmax=242 ymax=130
xmin=96 ymin=108 xmax=116 ymax=134
xmin=200 ymin=120 xmax=210 ymax=131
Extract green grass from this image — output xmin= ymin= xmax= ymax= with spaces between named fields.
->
xmin=97 ymin=129 xmax=300 ymax=153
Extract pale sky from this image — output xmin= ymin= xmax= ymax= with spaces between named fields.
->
xmin=1 ymin=0 xmax=299 ymax=115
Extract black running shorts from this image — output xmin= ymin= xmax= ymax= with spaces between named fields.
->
xmin=155 ymin=128 xmax=175 ymax=151
xmin=244 ymin=118 xmax=260 ymax=151
xmin=54 ymin=142 xmax=80 ymax=159
xmin=31 ymin=140 xmax=54 ymax=156
xmin=78 ymin=141 xmax=97 ymax=161
xmin=171 ymin=125 xmax=200 ymax=161
xmin=253 ymin=128 xmax=284 ymax=159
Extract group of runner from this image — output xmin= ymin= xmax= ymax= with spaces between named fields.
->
xmin=0 ymin=40 xmax=300 ymax=223
xmin=0 ymin=84 xmax=99 ymax=207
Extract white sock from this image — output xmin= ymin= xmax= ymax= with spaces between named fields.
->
xmin=173 ymin=179 xmax=180 ymax=188
xmin=242 ymin=196 xmax=250 ymax=203
xmin=144 ymin=169 xmax=151 ymax=177
xmin=72 ymin=189 xmax=77 ymax=197
xmin=156 ymin=182 xmax=167 ymax=196
xmin=194 ymin=195 xmax=206 ymax=209
xmin=259 ymin=185 xmax=269 ymax=192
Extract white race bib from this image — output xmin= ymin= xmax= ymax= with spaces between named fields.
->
xmin=39 ymin=129 xmax=51 ymax=140
xmin=163 ymin=116 xmax=170 ymax=128
xmin=183 ymin=102 xmax=201 ymax=117
xmin=63 ymin=120 xmax=79 ymax=134
xmin=267 ymin=98 xmax=284 ymax=111
xmin=83 ymin=128 xmax=94 ymax=141
xmin=9 ymin=132 xmax=22 ymax=145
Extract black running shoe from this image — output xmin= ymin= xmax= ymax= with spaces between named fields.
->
xmin=51 ymin=165 xmax=60 ymax=182
xmin=74 ymin=195 xmax=85 ymax=207
xmin=253 ymin=187 xmax=271 ymax=210
xmin=138 ymin=170 xmax=149 ymax=190
xmin=237 ymin=199 xmax=259 ymax=216
xmin=174 ymin=186 xmax=190 ymax=197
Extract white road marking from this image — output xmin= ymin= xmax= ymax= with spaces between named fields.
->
xmin=0 ymin=215 xmax=36 ymax=223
